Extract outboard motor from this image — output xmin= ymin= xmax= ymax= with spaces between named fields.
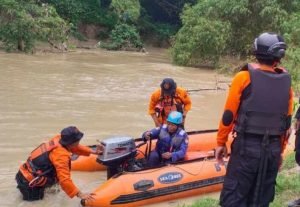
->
xmin=97 ymin=136 xmax=137 ymax=179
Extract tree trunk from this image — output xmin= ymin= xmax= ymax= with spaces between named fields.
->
xmin=18 ymin=38 xmax=24 ymax=51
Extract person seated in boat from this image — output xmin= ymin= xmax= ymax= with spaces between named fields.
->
xmin=143 ymin=111 xmax=188 ymax=167
xmin=148 ymin=78 xmax=191 ymax=128
xmin=15 ymin=126 xmax=103 ymax=201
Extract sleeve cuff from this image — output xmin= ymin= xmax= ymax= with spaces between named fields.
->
xmin=69 ymin=188 xmax=80 ymax=198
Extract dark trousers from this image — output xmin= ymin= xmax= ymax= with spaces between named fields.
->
xmin=147 ymin=151 xmax=161 ymax=167
xmin=147 ymin=150 xmax=173 ymax=167
xmin=220 ymin=133 xmax=281 ymax=207
xmin=15 ymin=171 xmax=45 ymax=201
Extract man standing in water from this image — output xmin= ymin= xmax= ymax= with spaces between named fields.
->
xmin=215 ymin=32 xmax=294 ymax=206
xmin=15 ymin=126 xmax=102 ymax=201
xmin=148 ymin=78 xmax=191 ymax=127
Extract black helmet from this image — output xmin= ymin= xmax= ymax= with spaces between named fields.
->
xmin=60 ymin=126 xmax=84 ymax=146
xmin=160 ymin=78 xmax=177 ymax=96
xmin=253 ymin=32 xmax=287 ymax=59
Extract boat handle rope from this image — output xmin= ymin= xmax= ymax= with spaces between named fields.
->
xmin=172 ymin=159 xmax=208 ymax=176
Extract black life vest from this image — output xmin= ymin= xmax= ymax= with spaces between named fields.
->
xmin=234 ymin=63 xmax=291 ymax=136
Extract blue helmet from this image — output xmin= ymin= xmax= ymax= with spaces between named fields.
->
xmin=167 ymin=111 xmax=183 ymax=125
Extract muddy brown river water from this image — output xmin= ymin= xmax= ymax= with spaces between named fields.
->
xmin=0 ymin=48 xmax=233 ymax=207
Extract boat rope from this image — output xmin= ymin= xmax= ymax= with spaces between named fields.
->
xmin=122 ymin=158 xmax=218 ymax=176
xmin=172 ymin=158 xmax=209 ymax=176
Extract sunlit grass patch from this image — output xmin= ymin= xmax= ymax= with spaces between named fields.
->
xmin=182 ymin=197 xmax=219 ymax=207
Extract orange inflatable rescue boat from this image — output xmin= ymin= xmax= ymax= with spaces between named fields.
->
xmin=80 ymin=136 xmax=228 ymax=207
xmin=71 ymin=129 xmax=232 ymax=171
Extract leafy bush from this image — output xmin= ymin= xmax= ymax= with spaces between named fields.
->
xmin=171 ymin=0 xmax=300 ymax=66
xmin=111 ymin=0 xmax=140 ymax=23
xmin=0 ymin=0 xmax=69 ymax=52
xmin=46 ymin=0 xmax=118 ymax=29
xmin=101 ymin=23 xmax=143 ymax=50
xmin=282 ymin=48 xmax=300 ymax=95
xmin=281 ymin=13 xmax=300 ymax=47
xmin=280 ymin=12 xmax=300 ymax=95
xmin=45 ymin=0 xmax=85 ymax=25
xmin=171 ymin=13 xmax=231 ymax=66
xmin=138 ymin=11 xmax=178 ymax=46
xmin=140 ymin=0 xmax=197 ymax=25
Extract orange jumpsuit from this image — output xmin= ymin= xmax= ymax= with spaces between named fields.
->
xmin=19 ymin=135 xmax=92 ymax=198
xmin=148 ymin=87 xmax=192 ymax=124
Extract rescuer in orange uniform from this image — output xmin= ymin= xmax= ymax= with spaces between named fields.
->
xmin=148 ymin=78 xmax=191 ymax=127
xmin=215 ymin=32 xmax=294 ymax=207
xmin=15 ymin=126 xmax=103 ymax=201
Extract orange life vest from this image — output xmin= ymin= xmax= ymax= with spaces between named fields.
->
xmin=19 ymin=135 xmax=61 ymax=187
xmin=155 ymin=94 xmax=184 ymax=123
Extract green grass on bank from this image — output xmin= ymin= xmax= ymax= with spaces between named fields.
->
xmin=185 ymin=198 xmax=219 ymax=207
xmin=183 ymin=152 xmax=300 ymax=207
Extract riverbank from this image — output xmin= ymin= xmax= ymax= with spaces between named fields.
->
xmin=185 ymin=152 xmax=300 ymax=207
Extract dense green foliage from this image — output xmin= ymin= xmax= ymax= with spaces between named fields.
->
xmin=283 ymin=49 xmax=300 ymax=94
xmin=0 ymin=0 xmax=299 ymax=91
xmin=0 ymin=0 xmax=69 ymax=52
xmin=44 ymin=0 xmax=117 ymax=27
xmin=140 ymin=0 xmax=197 ymax=25
xmin=281 ymin=12 xmax=300 ymax=94
xmin=111 ymin=0 xmax=140 ymax=23
xmin=169 ymin=0 xmax=300 ymax=92
xmin=100 ymin=0 xmax=144 ymax=50
xmin=171 ymin=16 xmax=230 ymax=66
xmin=171 ymin=0 xmax=300 ymax=65
xmin=0 ymin=0 xmax=194 ymax=52
xmin=100 ymin=23 xmax=143 ymax=50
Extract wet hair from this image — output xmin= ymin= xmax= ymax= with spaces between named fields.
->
xmin=160 ymin=78 xmax=177 ymax=97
